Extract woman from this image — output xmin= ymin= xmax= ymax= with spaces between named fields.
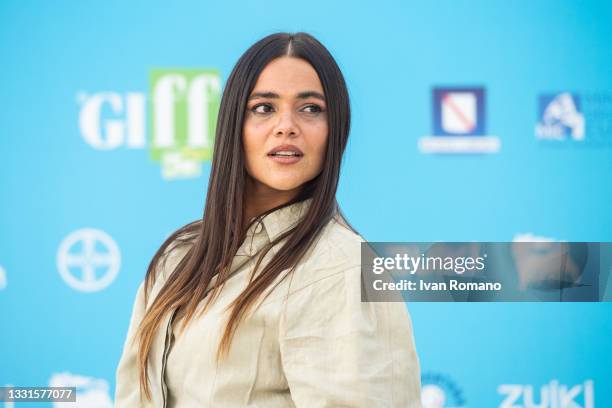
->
xmin=115 ymin=32 xmax=421 ymax=407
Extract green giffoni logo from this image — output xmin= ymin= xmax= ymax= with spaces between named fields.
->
xmin=149 ymin=69 xmax=221 ymax=180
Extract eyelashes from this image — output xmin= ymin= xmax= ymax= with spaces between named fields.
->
xmin=249 ymin=103 xmax=326 ymax=116
xmin=301 ymin=104 xmax=324 ymax=114
xmin=251 ymin=103 xmax=274 ymax=114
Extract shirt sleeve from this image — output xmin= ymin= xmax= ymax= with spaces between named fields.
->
xmin=114 ymin=280 xmax=147 ymax=407
xmin=279 ymin=265 xmax=422 ymax=407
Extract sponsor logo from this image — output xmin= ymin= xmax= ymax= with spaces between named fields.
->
xmin=419 ymin=87 xmax=500 ymax=154
xmin=78 ymin=69 xmax=221 ymax=180
xmin=421 ymin=372 xmax=466 ymax=408
xmin=536 ymin=93 xmax=585 ymax=141
xmin=535 ymin=92 xmax=612 ymax=147
xmin=56 ymin=228 xmax=121 ymax=293
xmin=498 ymin=380 xmax=594 ymax=408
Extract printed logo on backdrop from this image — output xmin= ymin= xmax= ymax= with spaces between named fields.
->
xmin=498 ymin=379 xmax=594 ymax=408
xmin=49 ymin=372 xmax=113 ymax=407
xmin=0 ymin=265 xmax=6 ymax=290
xmin=536 ymin=93 xmax=584 ymax=141
xmin=421 ymin=372 xmax=466 ymax=408
xmin=535 ymin=91 xmax=612 ymax=147
xmin=56 ymin=229 xmax=121 ymax=292
xmin=419 ymin=87 xmax=500 ymax=154
xmin=78 ymin=68 xmax=221 ymax=180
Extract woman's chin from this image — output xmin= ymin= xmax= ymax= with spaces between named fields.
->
xmin=254 ymin=175 xmax=310 ymax=192
xmin=266 ymin=181 xmax=304 ymax=192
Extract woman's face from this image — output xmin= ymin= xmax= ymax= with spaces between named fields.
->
xmin=243 ymin=56 xmax=328 ymax=196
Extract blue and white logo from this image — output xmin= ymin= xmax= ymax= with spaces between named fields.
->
xmin=419 ymin=87 xmax=500 ymax=153
xmin=535 ymin=93 xmax=585 ymax=141
xmin=56 ymin=228 xmax=121 ymax=293
xmin=421 ymin=372 xmax=466 ymax=408
xmin=498 ymin=379 xmax=594 ymax=408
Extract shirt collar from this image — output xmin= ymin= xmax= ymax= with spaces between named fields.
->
xmin=233 ymin=197 xmax=314 ymax=271
xmin=255 ymin=197 xmax=314 ymax=242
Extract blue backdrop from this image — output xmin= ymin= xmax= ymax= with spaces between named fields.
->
xmin=1 ymin=1 xmax=611 ymax=407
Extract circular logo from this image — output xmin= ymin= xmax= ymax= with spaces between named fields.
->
xmin=422 ymin=384 xmax=447 ymax=408
xmin=57 ymin=228 xmax=121 ymax=292
xmin=421 ymin=372 xmax=466 ymax=408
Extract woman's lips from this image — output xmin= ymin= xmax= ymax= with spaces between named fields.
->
xmin=267 ymin=154 xmax=303 ymax=164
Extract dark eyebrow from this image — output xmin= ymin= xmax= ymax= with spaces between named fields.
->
xmin=297 ymin=91 xmax=325 ymax=101
xmin=249 ymin=91 xmax=278 ymax=100
xmin=248 ymin=91 xmax=326 ymax=101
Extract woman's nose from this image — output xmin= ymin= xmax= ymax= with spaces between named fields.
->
xmin=274 ymin=109 xmax=298 ymax=137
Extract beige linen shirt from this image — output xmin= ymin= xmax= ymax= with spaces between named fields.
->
xmin=115 ymin=198 xmax=422 ymax=407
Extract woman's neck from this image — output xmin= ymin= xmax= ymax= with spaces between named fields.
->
xmin=243 ymin=176 xmax=302 ymax=227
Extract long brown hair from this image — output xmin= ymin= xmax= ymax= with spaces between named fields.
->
xmin=135 ymin=32 xmax=355 ymax=401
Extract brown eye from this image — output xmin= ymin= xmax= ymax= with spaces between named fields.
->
xmin=251 ymin=103 xmax=274 ymax=114
xmin=301 ymin=104 xmax=324 ymax=114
